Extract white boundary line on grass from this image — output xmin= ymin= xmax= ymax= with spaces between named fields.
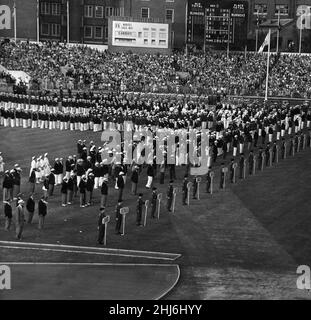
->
xmin=0 ymin=245 xmax=178 ymax=261
xmin=0 ymin=240 xmax=181 ymax=260
xmin=0 ymin=262 xmax=180 ymax=300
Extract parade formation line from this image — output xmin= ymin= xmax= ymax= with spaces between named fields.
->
xmin=0 ymin=240 xmax=181 ymax=261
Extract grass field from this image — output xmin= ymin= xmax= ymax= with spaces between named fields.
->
xmin=1 ymin=125 xmax=311 ymax=299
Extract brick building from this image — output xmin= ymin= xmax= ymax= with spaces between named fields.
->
xmin=1 ymin=0 xmax=311 ymax=52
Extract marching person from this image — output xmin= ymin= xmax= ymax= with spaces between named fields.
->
xmin=146 ymin=164 xmax=154 ymax=189
xmin=116 ymin=171 xmax=125 ymax=201
xmin=15 ymin=199 xmax=25 ymax=240
xmin=86 ymin=172 xmax=95 ymax=206
xmin=48 ymin=169 xmax=55 ymax=196
xmin=166 ymin=180 xmax=174 ymax=212
xmin=29 ymin=168 xmax=36 ymax=194
xmin=131 ymin=165 xmax=139 ymax=195
xmin=3 ymin=199 xmax=12 ymax=231
xmin=239 ymin=154 xmax=245 ymax=179
xmin=26 ymin=194 xmax=35 ymax=224
xmin=2 ymin=170 xmax=13 ymax=202
xmin=182 ymin=175 xmax=188 ymax=205
xmin=100 ymin=177 xmax=108 ymax=208
xmin=136 ymin=193 xmax=144 ymax=226
xmin=38 ymin=196 xmax=48 ymax=229
xmin=67 ymin=173 xmax=75 ymax=205
xmin=206 ymin=167 xmax=212 ymax=193
xmin=150 ymin=187 xmax=158 ymax=218
xmin=97 ymin=207 xmax=107 ymax=245
xmin=115 ymin=200 xmax=123 ymax=235
xmin=229 ymin=158 xmax=235 ymax=183
xmin=79 ymin=175 xmax=87 ymax=208
xmin=248 ymin=150 xmax=254 ymax=175
xmin=42 ymin=174 xmax=49 ymax=199
xmin=61 ymin=177 xmax=68 ymax=207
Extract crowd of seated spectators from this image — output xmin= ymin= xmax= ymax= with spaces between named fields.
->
xmin=0 ymin=41 xmax=274 ymax=96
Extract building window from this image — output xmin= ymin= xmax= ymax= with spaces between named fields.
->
xmin=141 ymin=7 xmax=150 ymax=19
xmin=254 ymin=4 xmax=268 ymax=16
xmin=51 ymin=24 xmax=61 ymax=37
xmin=84 ymin=26 xmax=93 ymax=38
xmin=41 ymin=23 xmax=49 ymax=35
xmin=95 ymin=6 xmax=103 ymax=18
xmin=84 ymin=5 xmax=93 ymax=18
xmin=40 ymin=2 xmax=50 ymax=15
xmin=275 ymin=4 xmax=289 ymax=16
xmin=94 ymin=26 xmax=103 ymax=39
xmin=166 ymin=9 xmax=174 ymax=22
xmin=105 ymin=7 xmax=114 ymax=17
xmin=51 ymin=3 xmax=61 ymax=16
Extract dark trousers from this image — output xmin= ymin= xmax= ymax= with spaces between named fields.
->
xmin=136 ymin=209 xmax=142 ymax=225
xmin=167 ymin=197 xmax=173 ymax=211
xmin=115 ymin=217 xmax=122 ymax=233
xmin=151 ymin=204 xmax=156 ymax=218
xmin=98 ymin=226 xmax=105 ymax=244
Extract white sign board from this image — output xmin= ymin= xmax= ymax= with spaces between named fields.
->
xmin=297 ymin=5 xmax=311 ymax=30
xmin=112 ymin=21 xmax=169 ymax=48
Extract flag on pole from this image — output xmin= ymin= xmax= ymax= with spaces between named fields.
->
xmin=258 ymin=30 xmax=271 ymax=53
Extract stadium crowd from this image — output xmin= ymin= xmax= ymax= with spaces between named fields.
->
xmin=0 ymin=41 xmax=273 ymax=96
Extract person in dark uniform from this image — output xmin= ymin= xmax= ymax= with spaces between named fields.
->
xmin=272 ymin=142 xmax=277 ymax=163
xmin=97 ymin=207 xmax=107 ymax=245
xmin=229 ymin=158 xmax=235 ymax=183
xmin=239 ymin=154 xmax=245 ymax=179
xmin=116 ymin=171 xmax=125 ymax=201
xmin=115 ymin=200 xmax=123 ymax=235
xmin=61 ymin=177 xmax=68 ymax=207
xmin=248 ymin=150 xmax=254 ymax=175
xmin=166 ymin=180 xmax=174 ymax=212
xmin=38 ymin=196 xmax=48 ymax=229
xmin=29 ymin=168 xmax=36 ymax=194
xmin=265 ymin=144 xmax=270 ymax=166
xmin=131 ymin=166 xmax=139 ymax=195
xmin=26 ymin=194 xmax=35 ymax=224
xmin=206 ymin=167 xmax=212 ymax=193
xmin=136 ymin=193 xmax=144 ymax=226
xmin=48 ymin=169 xmax=55 ymax=196
xmin=79 ymin=175 xmax=87 ymax=207
xmin=281 ymin=138 xmax=286 ymax=159
xmin=150 ymin=187 xmax=158 ymax=218
xmin=182 ymin=175 xmax=188 ymax=205
xmin=86 ymin=173 xmax=95 ymax=206
xmin=4 ymin=200 xmax=12 ymax=231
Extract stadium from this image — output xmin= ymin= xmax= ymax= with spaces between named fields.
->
xmin=1 ymin=0 xmax=311 ymax=302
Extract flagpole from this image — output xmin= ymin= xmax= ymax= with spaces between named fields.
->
xmin=67 ymin=0 xmax=70 ymax=44
xmin=37 ymin=0 xmax=40 ymax=43
xmin=227 ymin=11 xmax=231 ymax=58
xmin=264 ymin=29 xmax=271 ymax=101
xmin=13 ymin=0 xmax=17 ymax=42
xmin=255 ymin=12 xmax=259 ymax=52
xmin=276 ymin=10 xmax=280 ymax=53
xmin=299 ymin=27 xmax=302 ymax=53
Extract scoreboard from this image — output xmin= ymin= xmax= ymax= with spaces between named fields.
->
xmin=187 ymin=0 xmax=249 ymax=50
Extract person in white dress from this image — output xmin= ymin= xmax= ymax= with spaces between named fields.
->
xmin=30 ymin=156 xmax=36 ymax=176
xmin=0 ymin=152 xmax=4 ymax=173
xmin=42 ymin=153 xmax=51 ymax=176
